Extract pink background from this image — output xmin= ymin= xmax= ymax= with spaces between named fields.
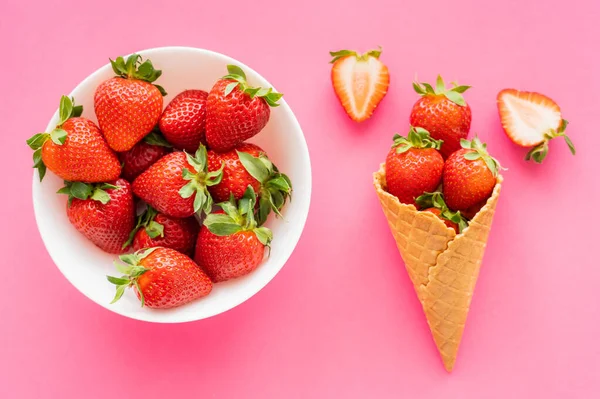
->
xmin=2 ymin=0 xmax=599 ymax=397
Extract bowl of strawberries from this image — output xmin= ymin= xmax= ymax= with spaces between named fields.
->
xmin=29 ymin=46 xmax=311 ymax=322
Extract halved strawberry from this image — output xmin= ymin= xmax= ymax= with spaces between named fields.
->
xmin=497 ymin=89 xmax=575 ymax=163
xmin=330 ymin=47 xmax=390 ymax=122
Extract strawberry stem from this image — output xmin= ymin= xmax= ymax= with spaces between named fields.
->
xmin=391 ymin=126 xmax=444 ymax=153
xmin=221 ymin=65 xmax=283 ymax=107
xmin=413 ymin=75 xmax=470 ymax=106
xmin=525 ymin=119 xmax=575 ymax=163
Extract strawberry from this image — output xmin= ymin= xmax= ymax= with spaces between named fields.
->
xmin=132 ymin=145 xmax=223 ymax=218
xmin=27 ymin=96 xmax=120 ymax=182
xmin=194 ymin=187 xmax=272 ymax=282
xmin=415 ymin=192 xmax=468 ymax=234
xmin=207 ymin=143 xmax=292 ymax=225
xmin=107 ymin=247 xmax=212 ymax=309
xmin=442 ymin=138 xmax=501 ymax=212
xmin=205 ymin=65 xmax=282 ymax=151
xmin=124 ymin=206 xmax=198 ymax=255
xmin=118 ymin=130 xmax=171 ymax=181
xmin=410 ymin=75 xmax=472 ymax=158
xmin=94 ymin=54 xmax=166 ymax=152
xmin=497 ymin=89 xmax=575 ymax=163
xmin=159 ymin=89 xmax=208 ymax=152
xmin=330 ymin=47 xmax=390 ymax=122
xmin=58 ymin=178 xmax=135 ymax=254
xmin=385 ymin=127 xmax=444 ymax=206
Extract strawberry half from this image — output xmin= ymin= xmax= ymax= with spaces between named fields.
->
xmin=497 ymin=89 xmax=575 ymax=163
xmin=330 ymin=47 xmax=390 ymax=122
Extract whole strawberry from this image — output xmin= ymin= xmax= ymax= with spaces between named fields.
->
xmin=385 ymin=127 xmax=444 ymax=205
xmin=194 ymin=187 xmax=272 ymax=282
xmin=159 ymin=89 xmax=208 ymax=152
xmin=27 ymin=96 xmax=120 ymax=182
xmin=207 ymin=143 xmax=292 ymax=225
xmin=107 ymin=247 xmax=212 ymax=309
xmin=410 ymin=75 xmax=472 ymax=158
xmin=442 ymin=138 xmax=500 ymax=212
xmin=415 ymin=192 xmax=468 ymax=234
xmin=132 ymin=145 xmax=223 ymax=218
xmin=94 ymin=54 xmax=166 ymax=152
xmin=205 ymin=65 xmax=283 ymax=151
xmin=118 ymin=130 xmax=171 ymax=181
xmin=124 ymin=206 xmax=199 ymax=255
xmin=59 ymin=178 xmax=135 ymax=254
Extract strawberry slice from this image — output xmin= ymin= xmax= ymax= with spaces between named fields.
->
xmin=497 ymin=89 xmax=575 ymax=163
xmin=330 ymin=47 xmax=390 ymax=122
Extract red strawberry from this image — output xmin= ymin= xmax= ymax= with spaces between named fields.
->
xmin=410 ymin=75 xmax=472 ymax=158
xmin=118 ymin=130 xmax=171 ymax=181
xmin=94 ymin=54 xmax=165 ymax=152
xmin=207 ymin=143 xmax=292 ymax=225
xmin=124 ymin=206 xmax=199 ymax=255
xmin=442 ymin=138 xmax=500 ymax=212
xmin=330 ymin=47 xmax=390 ymax=122
xmin=159 ymin=89 xmax=208 ymax=152
xmin=385 ymin=127 xmax=444 ymax=205
xmin=415 ymin=192 xmax=468 ymax=234
xmin=497 ymin=89 xmax=575 ymax=163
xmin=205 ymin=65 xmax=282 ymax=151
xmin=59 ymin=178 xmax=135 ymax=254
xmin=107 ymin=247 xmax=212 ymax=309
xmin=132 ymin=145 xmax=223 ymax=218
xmin=194 ymin=187 xmax=272 ymax=282
xmin=27 ymin=96 xmax=120 ymax=182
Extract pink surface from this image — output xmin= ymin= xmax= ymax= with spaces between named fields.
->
xmin=2 ymin=0 xmax=599 ymax=397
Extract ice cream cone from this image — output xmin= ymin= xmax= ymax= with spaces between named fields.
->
xmin=373 ymin=163 xmax=502 ymax=372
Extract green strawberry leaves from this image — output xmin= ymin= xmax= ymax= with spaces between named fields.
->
xmin=460 ymin=137 xmax=502 ymax=176
xmin=27 ymin=96 xmax=83 ymax=181
xmin=236 ymin=150 xmax=292 ymax=226
xmin=178 ymin=145 xmax=224 ymax=216
xmin=413 ymin=75 xmax=470 ymax=106
xmin=107 ymin=248 xmax=157 ymax=307
xmin=221 ymin=64 xmax=283 ymax=107
xmin=57 ymin=181 xmax=119 ymax=207
xmin=525 ymin=119 xmax=576 ymax=163
xmin=416 ymin=192 xmax=469 ymax=233
xmin=204 ymin=186 xmax=273 ymax=247
xmin=329 ymin=46 xmax=383 ymax=63
xmin=122 ymin=206 xmax=165 ymax=249
xmin=392 ymin=126 xmax=444 ymax=153
xmin=143 ymin=128 xmax=172 ymax=147
xmin=110 ymin=54 xmax=166 ymax=96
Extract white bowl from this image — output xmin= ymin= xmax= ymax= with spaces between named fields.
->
xmin=32 ymin=46 xmax=312 ymax=323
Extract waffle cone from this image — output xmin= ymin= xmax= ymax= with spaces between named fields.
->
xmin=373 ymin=163 xmax=502 ymax=372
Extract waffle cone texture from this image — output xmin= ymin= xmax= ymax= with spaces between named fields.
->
xmin=373 ymin=163 xmax=503 ymax=372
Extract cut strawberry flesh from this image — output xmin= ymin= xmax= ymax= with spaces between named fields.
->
xmin=497 ymin=89 xmax=562 ymax=147
xmin=332 ymin=57 xmax=389 ymax=122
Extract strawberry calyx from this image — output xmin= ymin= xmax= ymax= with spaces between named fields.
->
xmin=143 ymin=127 xmax=172 ymax=147
xmin=26 ymin=96 xmax=83 ymax=181
xmin=416 ymin=192 xmax=469 ymax=233
xmin=122 ymin=206 xmax=164 ymax=249
xmin=204 ymin=186 xmax=273 ymax=247
xmin=110 ymin=54 xmax=167 ymax=96
xmin=236 ymin=151 xmax=292 ymax=226
xmin=525 ymin=119 xmax=575 ymax=163
xmin=179 ymin=144 xmax=224 ymax=216
xmin=221 ymin=65 xmax=283 ymax=107
xmin=413 ymin=75 xmax=470 ymax=106
xmin=107 ymin=247 xmax=158 ymax=307
xmin=460 ymin=137 xmax=502 ymax=177
xmin=392 ymin=126 xmax=444 ymax=153
xmin=57 ymin=181 xmax=119 ymax=207
xmin=329 ymin=46 xmax=383 ymax=63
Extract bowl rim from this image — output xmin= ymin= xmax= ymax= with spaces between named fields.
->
xmin=32 ymin=45 xmax=312 ymax=323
